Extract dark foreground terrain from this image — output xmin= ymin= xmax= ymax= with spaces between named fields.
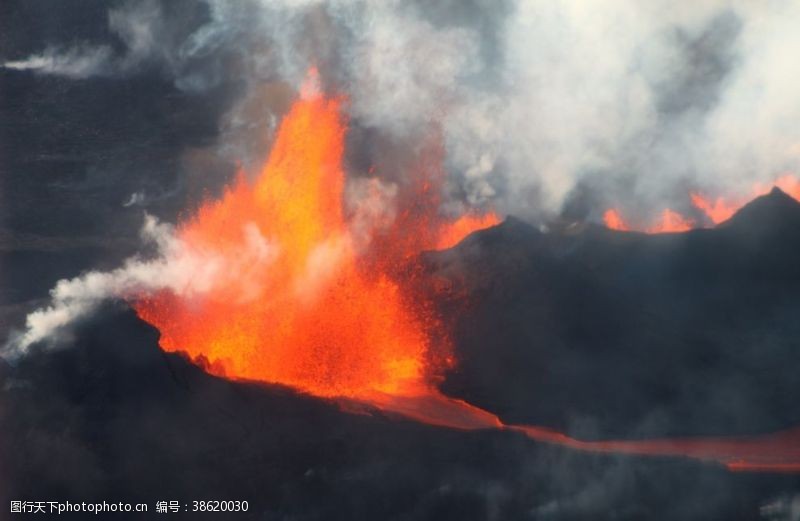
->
xmin=3 ymin=192 xmax=800 ymax=520
xmin=2 ymin=306 xmax=798 ymax=521
xmin=432 ymin=189 xmax=800 ymax=440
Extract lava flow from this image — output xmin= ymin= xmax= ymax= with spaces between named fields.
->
xmin=358 ymin=392 xmax=800 ymax=473
xmin=133 ymin=74 xmax=799 ymax=474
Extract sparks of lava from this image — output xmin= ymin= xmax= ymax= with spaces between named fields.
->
xmin=132 ymin=71 xmax=798 ymax=474
xmin=602 ymin=209 xmax=629 ymax=231
xmin=133 ymin=71 xmax=498 ymax=399
xmin=605 ymin=174 xmax=800 ymax=231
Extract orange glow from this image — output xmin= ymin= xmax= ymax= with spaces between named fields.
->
xmin=689 ymin=193 xmax=738 ymax=225
xmin=692 ymin=174 xmax=800 ymax=225
xmin=646 ymin=208 xmax=694 ymax=233
xmin=603 ymin=208 xmax=695 ymax=233
xmin=131 ymin=71 xmax=796 ymax=475
xmin=603 ymin=209 xmax=630 ymax=231
xmin=436 ymin=213 xmax=500 ymax=249
xmin=766 ymin=174 xmax=800 ymax=200
xmin=606 ymin=175 xmax=800 ymax=231
xmin=345 ymin=391 xmax=800 ymax=473
xmin=133 ymin=77 xmax=497 ymax=399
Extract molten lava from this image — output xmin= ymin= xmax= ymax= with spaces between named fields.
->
xmin=356 ymin=393 xmax=800 ymax=473
xmin=602 ymin=209 xmax=629 ymax=231
xmin=689 ymin=193 xmax=739 ymax=225
xmin=132 ymin=74 xmax=798 ymax=475
xmin=604 ymin=174 xmax=800 ymax=231
xmin=603 ymin=207 xmax=694 ymax=233
xmin=645 ymin=208 xmax=695 ymax=233
xmin=133 ymin=77 xmax=497 ymax=399
xmin=692 ymin=174 xmax=800 ymax=225
xmin=436 ymin=214 xmax=500 ymax=249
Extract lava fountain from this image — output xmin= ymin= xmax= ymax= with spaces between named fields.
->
xmin=133 ymin=74 xmax=799 ymax=474
xmin=134 ymin=73 xmax=497 ymax=399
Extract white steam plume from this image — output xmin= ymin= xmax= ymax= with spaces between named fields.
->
xmin=3 ymin=0 xmax=179 ymax=80
xmin=10 ymin=0 xmax=800 ymax=215
xmin=5 ymin=215 xmax=277 ymax=356
xmin=8 ymin=0 xmax=800 ymax=350
xmin=205 ymin=0 xmax=800 ymax=217
xmin=3 ymin=45 xmax=113 ymax=79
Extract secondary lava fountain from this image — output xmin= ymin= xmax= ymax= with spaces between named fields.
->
xmin=133 ymin=74 xmax=799 ymax=474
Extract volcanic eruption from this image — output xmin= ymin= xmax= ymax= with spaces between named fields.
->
xmin=8 ymin=2 xmax=800 ymax=517
xmin=126 ymin=70 xmax=800 ymax=475
xmin=133 ymin=69 xmax=498 ymax=400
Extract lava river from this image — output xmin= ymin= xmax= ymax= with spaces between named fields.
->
xmin=132 ymin=74 xmax=800 ymax=474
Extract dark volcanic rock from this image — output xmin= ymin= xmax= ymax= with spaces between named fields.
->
xmin=722 ymin=187 xmax=800 ymax=233
xmin=429 ymin=189 xmax=800 ymax=439
xmin=2 ymin=305 xmax=798 ymax=521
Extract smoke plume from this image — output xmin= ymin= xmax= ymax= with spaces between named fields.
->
xmin=6 ymin=0 xmax=800 ymax=348
xmin=5 ymin=215 xmax=277 ymax=354
xmin=5 ymin=0 xmax=800 ymax=220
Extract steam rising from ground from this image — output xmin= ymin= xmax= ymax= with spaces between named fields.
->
xmin=4 ymin=0 xmax=800 ymax=220
xmin=5 ymin=215 xmax=277 ymax=354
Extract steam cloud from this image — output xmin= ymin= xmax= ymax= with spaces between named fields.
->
xmin=5 ymin=215 xmax=277 ymax=355
xmin=6 ymin=0 xmax=800 ymax=349
xmin=5 ymin=0 xmax=800 ymax=219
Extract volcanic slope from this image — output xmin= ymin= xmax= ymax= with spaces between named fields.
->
xmin=429 ymin=187 xmax=800 ymax=439
xmin=4 ymin=189 xmax=800 ymax=520
xmin=3 ymin=305 xmax=798 ymax=521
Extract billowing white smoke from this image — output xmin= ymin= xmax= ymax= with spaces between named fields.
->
xmin=6 ymin=0 xmax=800 ymax=216
xmin=6 ymin=0 xmax=800 ymax=351
xmin=5 ymin=215 xmax=277 ymax=356
xmin=438 ymin=1 xmax=800 ymax=216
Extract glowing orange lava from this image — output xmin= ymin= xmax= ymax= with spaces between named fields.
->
xmin=132 ymin=73 xmax=797 ymax=475
xmin=436 ymin=213 xmax=501 ymax=249
xmin=605 ymin=175 xmax=800 ymax=231
xmin=349 ymin=392 xmax=800 ymax=473
xmin=689 ymin=193 xmax=739 ymax=225
xmin=760 ymin=174 xmax=800 ymax=200
xmin=602 ymin=209 xmax=630 ymax=231
xmin=602 ymin=207 xmax=694 ymax=233
xmin=645 ymin=208 xmax=694 ymax=233
xmin=133 ymin=78 xmax=497 ymax=399
xmin=692 ymin=174 xmax=800 ymax=224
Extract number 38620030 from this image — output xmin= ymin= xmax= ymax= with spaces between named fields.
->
xmin=192 ymin=500 xmax=249 ymax=512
